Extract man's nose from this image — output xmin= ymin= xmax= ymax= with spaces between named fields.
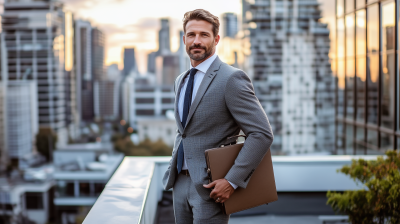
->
xmin=193 ymin=34 xmax=201 ymax=45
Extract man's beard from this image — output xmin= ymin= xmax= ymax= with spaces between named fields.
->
xmin=187 ymin=42 xmax=214 ymax=61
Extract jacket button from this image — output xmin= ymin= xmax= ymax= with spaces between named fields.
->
xmin=182 ymin=134 xmax=186 ymax=138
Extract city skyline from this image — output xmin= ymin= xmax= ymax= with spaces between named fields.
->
xmin=61 ymin=0 xmax=242 ymax=73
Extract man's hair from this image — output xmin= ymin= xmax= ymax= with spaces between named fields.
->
xmin=183 ymin=9 xmax=220 ymax=37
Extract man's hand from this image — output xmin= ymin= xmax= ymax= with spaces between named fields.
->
xmin=203 ymin=179 xmax=234 ymax=203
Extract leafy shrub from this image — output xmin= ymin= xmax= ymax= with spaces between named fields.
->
xmin=327 ymin=150 xmax=400 ymax=224
xmin=112 ymin=134 xmax=171 ymax=156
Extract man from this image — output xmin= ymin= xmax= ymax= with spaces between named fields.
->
xmin=163 ymin=9 xmax=274 ymax=224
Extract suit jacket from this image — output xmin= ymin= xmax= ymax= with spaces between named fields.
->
xmin=162 ymin=56 xmax=274 ymax=201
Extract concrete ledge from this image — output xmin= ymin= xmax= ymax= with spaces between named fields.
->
xmin=83 ymin=155 xmax=377 ymax=224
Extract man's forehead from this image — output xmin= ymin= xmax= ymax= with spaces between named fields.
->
xmin=185 ymin=20 xmax=213 ymax=33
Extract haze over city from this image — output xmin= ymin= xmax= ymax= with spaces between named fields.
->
xmin=61 ymin=0 xmax=242 ymax=73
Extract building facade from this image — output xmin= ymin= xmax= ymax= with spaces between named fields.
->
xmin=1 ymin=0 xmax=68 ymax=146
xmin=335 ymin=0 xmax=399 ymax=154
xmin=123 ymin=48 xmax=137 ymax=76
xmin=92 ymin=28 xmax=106 ymax=81
xmin=222 ymin=12 xmax=239 ymax=38
xmin=147 ymin=18 xmax=172 ymax=75
xmin=94 ymin=79 xmax=120 ymax=121
xmin=122 ymin=76 xmax=175 ymax=128
xmin=155 ymin=54 xmax=180 ymax=85
xmin=75 ymin=20 xmax=94 ymax=122
xmin=0 ymin=81 xmax=38 ymax=162
xmin=158 ymin=19 xmax=171 ymax=55
xmin=53 ymin=143 xmax=123 ymax=224
xmin=243 ymin=0 xmax=335 ymax=154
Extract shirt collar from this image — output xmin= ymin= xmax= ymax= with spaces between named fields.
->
xmin=189 ymin=53 xmax=218 ymax=74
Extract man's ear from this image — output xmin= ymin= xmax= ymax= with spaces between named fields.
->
xmin=183 ymin=34 xmax=186 ymax=45
xmin=214 ymin=34 xmax=220 ymax=46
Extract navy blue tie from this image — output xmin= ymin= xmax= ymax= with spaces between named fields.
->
xmin=177 ymin=68 xmax=198 ymax=174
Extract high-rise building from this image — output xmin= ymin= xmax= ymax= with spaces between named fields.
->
xmin=0 ymin=81 xmax=38 ymax=163
xmin=334 ymin=0 xmax=399 ymax=154
xmin=92 ymin=28 xmax=106 ymax=81
xmin=1 ymin=0 xmax=68 ymax=146
xmin=158 ymin=19 xmax=171 ymax=55
xmin=64 ymin=11 xmax=81 ymax=140
xmin=123 ymin=48 xmax=138 ymax=76
xmin=222 ymin=13 xmax=238 ymax=38
xmin=147 ymin=52 xmax=158 ymax=74
xmin=106 ymin=63 xmax=120 ymax=80
xmin=243 ymin=0 xmax=335 ymax=154
xmin=75 ymin=20 xmax=94 ymax=122
xmin=155 ymin=55 xmax=180 ymax=85
xmin=178 ymin=30 xmax=190 ymax=74
xmin=147 ymin=18 xmax=172 ymax=74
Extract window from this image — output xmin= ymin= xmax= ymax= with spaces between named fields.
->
xmin=356 ymin=0 xmax=365 ymax=9
xmin=380 ymin=0 xmax=395 ymax=129
xmin=356 ymin=10 xmax=366 ymax=122
xmin=25 ymin=192 xmax=43 ymax=209
xmin=337 ymin=0 xmax=344 ymax=17
xmin=346 ymin=0 xmax=354 ymax=14
xmin=366 ymin=4 xmax=379 ymax=125
xmin=79 ymin=182 xmax=90 ymax=196
xmin=135 ymin=98 xmax=154 ymax=104
xmin=162 ymin=98 xmax=173 ymax=104
xmin=337 ymin=18 xmax=345 ymax=118
xmin=136 ymin=109 xmax=155 ymax=116
xmin=346 ymin=124 xmax=354 ymax=154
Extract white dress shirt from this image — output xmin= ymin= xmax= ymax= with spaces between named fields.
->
xmin=177 ymin=53 xmax=238 ymax=189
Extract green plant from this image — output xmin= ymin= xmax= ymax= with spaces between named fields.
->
xmin=327 ymin=150 xmax=400 ymax=224
xmin=112 ymin=135 xmax=172 ymax=156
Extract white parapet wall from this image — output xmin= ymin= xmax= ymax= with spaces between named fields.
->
xmin=83 ymin=155 xmax=379 ymax=224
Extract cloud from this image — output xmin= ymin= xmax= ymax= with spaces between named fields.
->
xmin=100 ymin=17 xmax=159 ymax=35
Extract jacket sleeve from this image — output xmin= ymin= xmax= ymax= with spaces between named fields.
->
xmin=224 ymin=70 xmax=274 ymax=189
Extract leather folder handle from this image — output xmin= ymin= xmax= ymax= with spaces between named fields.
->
xmin=221 ymin=135 xmax=247 ymax=147
xmin=227 ymin=134 xmax=247 ymax=140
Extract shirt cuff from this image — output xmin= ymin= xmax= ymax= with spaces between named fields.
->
xmin=228 ymin=180 xmax=238 ymax=189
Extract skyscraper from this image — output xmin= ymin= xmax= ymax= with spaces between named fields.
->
xmin=75 ymin=20 xmax=94 ymax=122
xmin=147 ymin=18 xmax=172 ymax=74
xmin=1 ymin=0 xmax=68 ymax=146
xmin=123 ymin=48 xmax=138 ymax=76
xmin=222 ymin=13 xmax=238 ymax=38
xmin=158 ymin=19 xmax=171 ymax=55
xmin=243 ymin=0 xmax=335 ymax=154
xmin=92 ymin=28 xmax=106 ymax=80
xmin=178 ymin=30 xmax=190 ymax=74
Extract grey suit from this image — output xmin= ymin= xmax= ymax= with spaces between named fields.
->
xmin=163 ymin=56 xmax=274 ymax=223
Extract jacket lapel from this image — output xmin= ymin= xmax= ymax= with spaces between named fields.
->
xmin=175 ymin=69 xmax=190 ymax=134
xmin=184 ymin=57 xmax=222 ymax=130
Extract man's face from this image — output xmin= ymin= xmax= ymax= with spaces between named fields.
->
xmin=183 ymin=20 xmax=220 ymax=61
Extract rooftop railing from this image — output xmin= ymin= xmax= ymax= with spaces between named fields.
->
xmin=83 ymin=155 xmax=378 ymax=224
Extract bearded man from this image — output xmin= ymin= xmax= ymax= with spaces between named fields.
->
xmin=162 ymin=9 xmax=274 ymax=224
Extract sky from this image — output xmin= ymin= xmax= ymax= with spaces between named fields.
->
xmin=62 ymin=0 xmax=242 ymax=73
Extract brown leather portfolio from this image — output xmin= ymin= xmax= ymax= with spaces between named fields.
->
xmin=205 ymin=138 xmax=278 ymax=214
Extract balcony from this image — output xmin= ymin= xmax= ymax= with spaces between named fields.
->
xmin=83 ymin=155 xmax=378 ymax=224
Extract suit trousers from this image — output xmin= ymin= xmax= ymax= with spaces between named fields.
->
xmin=173 ymin=173 xmax=230 ymax=224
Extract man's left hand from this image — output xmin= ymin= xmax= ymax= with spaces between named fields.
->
xmin=203 ymin=179 xmax=234 ymax=203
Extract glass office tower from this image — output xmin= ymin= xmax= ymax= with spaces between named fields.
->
xmin=335 ymin=0 xmax=399 ymax=154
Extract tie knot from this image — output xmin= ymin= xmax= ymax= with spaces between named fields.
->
xmin=190 ymin=68 xmax=198 ymax=76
